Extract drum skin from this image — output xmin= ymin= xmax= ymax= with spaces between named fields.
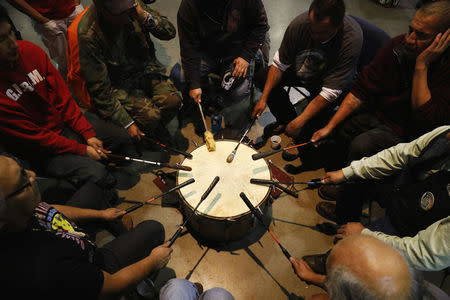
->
xmin=178 ymin=140 xmax=271 ymax=242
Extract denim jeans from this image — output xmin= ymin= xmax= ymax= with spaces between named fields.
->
xmin=170 ymin=56 xmax=252 ymax=106
xmin=159 ymin=279 xmax=234 ymax=300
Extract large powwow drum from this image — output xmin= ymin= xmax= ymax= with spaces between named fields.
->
xmin=177 ymin=140 xmax=271 ymax=242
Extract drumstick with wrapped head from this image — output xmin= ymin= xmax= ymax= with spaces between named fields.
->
xmin=106 ymin=153 xmax=192 ymax=171
xmin=168 ymin=176 xmax=220 ymax=247
xmin=198 ymin=103 xmax=216 ymax=152
xmin=240 ymin=192 xmax=292 ymax=260
xmin=226 ymin=117 xmax=256 ymax=163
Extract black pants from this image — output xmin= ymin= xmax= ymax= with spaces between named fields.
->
xmin=57 ymin=181 xmax=126 ymax=237
xmin=265 ymin=68 xmax=341 ymax=144
xmin=31 ymin=112 xmax=137 ymax=188
xmin=95 ymin=220 xmax=165 ymax=274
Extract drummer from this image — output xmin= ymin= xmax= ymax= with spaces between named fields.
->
xmin=0 ymin=5 xmax=138 ymax=193
xmin=0 ymin=153 xmax=235 ymax=299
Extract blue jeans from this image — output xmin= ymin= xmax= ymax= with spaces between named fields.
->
xmin=159 ymin=279 xmax=234 ymax=300
xmin=170 ymin=56 xmax=252 ymax=105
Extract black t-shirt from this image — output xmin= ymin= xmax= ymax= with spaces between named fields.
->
xmin=0 ymin=203 xmax=104 ymax=299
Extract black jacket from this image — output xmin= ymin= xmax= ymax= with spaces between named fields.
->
xmin=177 ymin=0 xmax=269 ymax=90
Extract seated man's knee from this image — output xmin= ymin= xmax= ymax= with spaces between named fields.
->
xmin=159 ymin=279 xmax=198 ymax=300
xmin=348 ymin=133 xmax=376 ymax=161
xmin=136 ymin=220 xmax=165 ymax=244
xmin=164 ymin=91 xmax=183 ymax=111
xmin=169 ymin=63 xmax=185 ymax=91
xmin=86 ymin=162 xmax=116 ymax=188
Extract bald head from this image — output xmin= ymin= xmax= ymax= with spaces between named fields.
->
xmin=325 ymin=235 xmax=415 ymax=300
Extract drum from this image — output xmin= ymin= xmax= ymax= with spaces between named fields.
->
xmin=177 ymin=140 xmax=271 ymax=242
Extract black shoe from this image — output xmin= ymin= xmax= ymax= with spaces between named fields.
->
xmin=316 ymin=201 xmax=337 ymax=222
xmin=318 ymin=185 xmax=342 ymax=202
xmin=284 ymin=164 xmax=304 ymax=174
xmin=302 ymin=253 xmax=328 ymax=275
xmin=282 ymin=143 xmax=299 ymax=161
xmin=263 ymin=122 xmax=286 ymax=139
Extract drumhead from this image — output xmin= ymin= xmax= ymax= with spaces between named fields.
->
xmin=178 ymin=140 xmax=271 ymax=218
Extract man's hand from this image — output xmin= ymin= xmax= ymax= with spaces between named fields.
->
xmin=252 ymin=98 xmax=267 ymax=118
xmin=232 ymin=57 xmax=250 ymax=78
xmin=150 ymin=242 xmax=173 ymax=269
xmin=189 ymin=88 xmax=202 ymax=104
xmin=322 ymin=170 xmax=345 ymax=184
xmin=416 ymin=29 xmax=450 ymax=69
xmin=336 ymin=222 xmax=365 ymax=240
xmin=133 ymin=1 xmax=148 ymax=23
xmin=86 ymin=145 xmax=103 ymax=160
xmin=285 ymin=118 xmax=304 ymax=138
xmin=127 ymin=123 xmax=145 ymax=141
xmin=311 ymin=125 xmax=332 ymax=147
xmin=290 ymin=258 xmax=323 ymax=284
xmin=87 ymin=137 xmax=110 ymax=159
xmin=101 ymin=208 xmax=126 ymax=221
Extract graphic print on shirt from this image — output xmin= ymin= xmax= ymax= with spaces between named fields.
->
xmin=4 ymin=69 xmax=45 ymax=101
xmin=32 ymin=202 xmax=88 ymax=250
xmin=295 ymin=49 xmax=327 ymax=85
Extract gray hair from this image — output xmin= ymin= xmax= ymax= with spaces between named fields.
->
xmin=324 ymin=264 xmax=433 ymax=300
xmin=416 ymin=1 xmax=450 ymax=33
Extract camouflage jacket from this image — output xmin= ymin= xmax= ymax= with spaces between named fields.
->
xmin=76 ymin=2 xmax=176 ymax=128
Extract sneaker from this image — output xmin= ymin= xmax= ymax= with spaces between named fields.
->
xmin=302 ymin=253 xmax=328 ymax=275
xmin=263 ymin=122 xmax=286 ymax=139
xmin=318 ymin=185 xmax=343 ymax=202
xmin=316 ymin=202 xmax=337 ymax=222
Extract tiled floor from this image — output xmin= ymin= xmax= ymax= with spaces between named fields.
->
xmin=5 ymin=0 xmax=449 ymax=298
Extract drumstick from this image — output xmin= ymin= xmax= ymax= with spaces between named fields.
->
xmin=198 ymin=103 xmax=216 ymax=152
xmin=168 ymin=176 xmax=220 ymax=247
xmin=107 ymin=153 xmax=192 ymax=171
xmin=251 ymin=178 xmax=323 ymax=189
xmin=124 ymin=179 xmax=196 ymax=214
xmin=146 ymin=178 xmax=195 ymax=203
xmin=240 ymin=192 xmax=292 ymax=260
xmin=226 ymin=117 xmax=256 ymax=163
xmin=142 ymin=136 xmax=193 ymax=159
xmin=251 ymin=141 xmax=312 ymax=160
xmin=250 ymin=178 xmax=298 ymax=198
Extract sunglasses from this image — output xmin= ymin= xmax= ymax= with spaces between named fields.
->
xmin=4 ymin=167 xmax=32 ymax=200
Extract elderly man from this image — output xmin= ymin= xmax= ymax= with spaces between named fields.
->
xmin=67 ymin=0 xmax=182 ymax=141
xmin=0 ymin=6 xmax=136 ymax=190
xmin=252 ymin=0 xmax=362 ymax=154
xmin=290 ymin=235 xmax=434 ymax=300
xmin=311 ymin=1 xmax=450 ymax=177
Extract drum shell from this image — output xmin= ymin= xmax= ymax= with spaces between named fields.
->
xmin=180 ymin=194 xmax=270 ymax=242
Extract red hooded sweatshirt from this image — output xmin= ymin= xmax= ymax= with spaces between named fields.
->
xmin=0 ymin=40 xmax=96 ymax=157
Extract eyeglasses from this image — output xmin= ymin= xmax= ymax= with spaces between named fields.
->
xmin=4 ymin=168 xmax=32 ymax=200
xmin=407 ymin=26 xmax=434 ymax=41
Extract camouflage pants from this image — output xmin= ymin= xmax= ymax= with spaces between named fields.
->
xmin=123 ymin=78 xmax=182 ymax=131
